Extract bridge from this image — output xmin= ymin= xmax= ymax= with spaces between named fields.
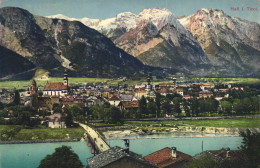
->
xmin=79 ymin=123 xmax=110 ymax=154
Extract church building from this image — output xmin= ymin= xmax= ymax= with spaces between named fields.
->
xmin=43 ymin=72 xmax=69 ymax=97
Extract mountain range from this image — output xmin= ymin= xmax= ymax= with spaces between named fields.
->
xmin=49 ymin=8 xmax=260 ymax=77
xmin=0 ymin=7 xmax=145 ymax=80
xmin=0 ymin=7 xmax=259 ymax=80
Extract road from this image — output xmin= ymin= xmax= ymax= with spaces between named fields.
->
xmin=79 ymin=123 xmax=110 ymax=152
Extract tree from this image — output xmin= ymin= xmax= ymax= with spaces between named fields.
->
xmin=147 ymin=101 xmax=156 ymax=115
xmin=186 ymin=156 xmax=223 ymax=168
xmin=52 ymin=103 xmax=62 ymax=114
xmin=221 ymin=100 xmax=232 ymax=114
xmin=155 ymin=93 xmax=161 ymax=117
xmin=138 ymin=96 xmax=147 ymax=115
xmin=66 ymin=105 xmax=83 ymax=120
xmin=233 ymin=99 xmax=242 ymax=114
xmin=240 ymin=129 xmax=260 ymax=168
xmin=172 ymin=97 xmax=181 ymax=116
xmin=13 ymin=90 xmax=20 ymax=105
xmin=0 ymin=102 xmax=4 ymax=110
xmin=64 ymin=109 xmax=74 ymax=127
xmin=38 ymin=145 xmax=83 ymax=168
xmin=161 ymin=97 xmax=172 ymax=115
xmin=31 ymin=94 xmax=39 ymax=110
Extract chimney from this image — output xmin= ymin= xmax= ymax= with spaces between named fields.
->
xmin=171 ymin=147 xmax=177 ymax=158
xmin=226 ymin=148 xmax=231 ymax=159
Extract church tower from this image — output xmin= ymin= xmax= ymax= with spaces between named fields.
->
xmin=63 ymin=70 xmax=68 ymax=86
xmin=146 ymin=74 xmax=152 ymax=92
xmin=30 ymin=80 xmax=38 ymax=96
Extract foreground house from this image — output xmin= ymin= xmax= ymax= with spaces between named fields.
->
xmin=88 ymin=146 xmax=152 ymax=168
xmin=195 ymin=149 xmax=245 ymax=168
xmin=144 ymin=147 xmax=192 ymax=168
xmin=48 ymin=113 xmax=66 ymax=128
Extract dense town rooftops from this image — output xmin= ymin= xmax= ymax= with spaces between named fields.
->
xmin=144 ymin=147 xmax=192 ymax=168
xmin=44 ymin=82 xmax=68 ymax=91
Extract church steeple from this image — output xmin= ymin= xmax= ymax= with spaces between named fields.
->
xmin=63 ymin=70 xmax=68 ymax=86
xmin=30 ymin=79 xmax=38 ymax=96
xmin=146 ymin=74 xmax=152 ymax=92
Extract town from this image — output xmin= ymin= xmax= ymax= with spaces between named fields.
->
xmin=0 ymin=72 xmax=259 ymax=168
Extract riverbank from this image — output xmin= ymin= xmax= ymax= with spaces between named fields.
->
xmin=103 ymin=126 xmax=260 ymax=140
xmin=0 ymin=139 xmax=81 ymax=144
xmin=0 ymin=125 xmax=85 ymax=142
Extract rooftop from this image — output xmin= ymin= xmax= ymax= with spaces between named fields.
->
xmin=144 ymin=147 xmax=192 ymax=168
xmin=88 ymin=146 xmax=149 ymax=168
xmin=44 ymin=82 xmax=68 ymax=91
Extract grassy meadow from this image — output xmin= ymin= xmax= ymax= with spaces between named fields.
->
xmin=0 ymin=125 xmax=85 ymax=141
xmin=126 ymin=118 xmax=260 ymax=128
xmin=1 ymin=77 xmax=259 ymax=90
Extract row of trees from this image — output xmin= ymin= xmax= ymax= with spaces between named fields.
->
xmin=90 ymin=102 xmax=122 ymax=123
xmin=221 ymin=96 xmax=259 ymax=114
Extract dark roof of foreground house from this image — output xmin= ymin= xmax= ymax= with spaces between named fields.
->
xmin=195 ymin=149 xmax=245 ymax=168
xmin=87 ymin=146 xmax=151 ymax=168
xmin=144 ymin=147 xmax=193 ymax=168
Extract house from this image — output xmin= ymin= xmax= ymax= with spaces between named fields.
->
xmin=108 ymin=95 xmax=120 ymax=107
xmin=43 ymin=72 xmax=68 ymax=97
xmin=120 ymin=94 xmax=139 ymax=101
xmin=195 ymin=149 xmax=245 ymax=168
xmin=118 ymin=101 xmax=139 ymax=111
xmin=144 ymin=147 xmax=192 ymax=168
xmin=48 ymin=113 xmax=66 ymax=128
xmin=182 ymin=95 xmax=192 ymax=100
xmin=199 ymin=90 xmax=213 ymax=98
xmin=87 ymin=146 xmax=152 ymax=168
xmin=135 ymin=90 xmax=147 ymax=99
xmin=176 ymin=88 xmax=183 ymax=96
xmin=194 ymin=83 xmax=215 ymax=91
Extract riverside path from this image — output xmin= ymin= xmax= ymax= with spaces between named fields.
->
xmin=79 ymin=123 xmax=110 ymax=153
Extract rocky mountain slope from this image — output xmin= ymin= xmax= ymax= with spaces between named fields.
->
xmin=0 ymin=7 xmax=145 ymax=79
xmin=50 ymin=8 xmax=210 ymax=73
xmin=50 ymin=8 xmax=260 ymax=76
xmin=179 ymin=9 xmax=260 ymax=75
xmin=0 ymin=45 xmax=35 ymax=79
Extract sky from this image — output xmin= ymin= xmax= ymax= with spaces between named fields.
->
xmin=0 ymin=0 xmax=259 ymax=23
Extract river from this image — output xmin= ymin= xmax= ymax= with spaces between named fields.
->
xmin=0 ymin=136 xmax=242 ymax=168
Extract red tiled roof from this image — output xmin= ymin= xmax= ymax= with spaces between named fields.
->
xmin=44 ymin=82 xmax=68 ymax=91
xmin=61 ymin=98 xmax=73 ymax=102
xmin=135 ymin=90 xmax=146 ymax=93
xmin=144 ymin=147 xmax=192 ymax=168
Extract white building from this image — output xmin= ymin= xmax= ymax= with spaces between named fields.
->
xmin=43 ymin=72 xmax=68 ymax=97
xmin=48 ymin=113 xmax=66 ymax=128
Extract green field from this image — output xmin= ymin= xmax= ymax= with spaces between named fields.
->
xmin=205 ymin=78 xmax=260 ymax=85
xmin=0 ymin=78 xmax=118 ymax=90
xmin=1 ymin=76 xmax=260 ymax=90
xmin=0 ymin=125 xmax=85 ymax=141
xmin=126 ymin=118 xmax=260 ymax=128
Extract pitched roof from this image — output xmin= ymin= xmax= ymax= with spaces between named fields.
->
xmin=144 ymin=147 xmax=192 ymax=168
xmin=121 ymin=101 xmax=139 ymax=108
xmin=44 ymin=82 xmax=68 ymax=91
xmin=109 ymin=95 xmax=120 ymax=101
xmin=88 ymin=146 xmax=149 ymax=168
